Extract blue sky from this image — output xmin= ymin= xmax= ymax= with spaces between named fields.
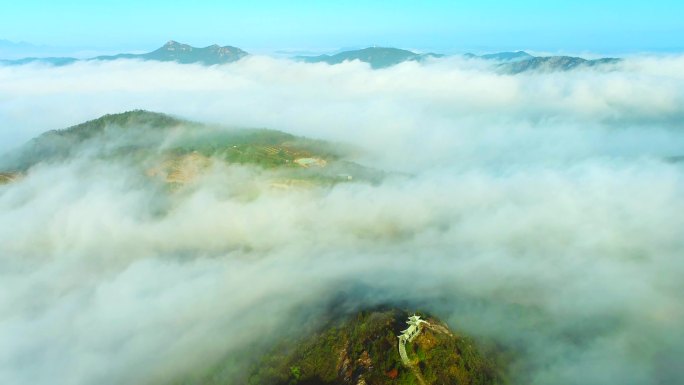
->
xmin=1 ymin=0 xmax=683 ymax=53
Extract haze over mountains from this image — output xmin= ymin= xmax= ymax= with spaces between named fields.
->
xmin=0 ymin=40 xmax=247 ymax=66
xmin=494 ymin=55 xmax=621 ymax=74
xmin=0 ymin=40 xmax=621 ymax=74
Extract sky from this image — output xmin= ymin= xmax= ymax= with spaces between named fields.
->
xmin=1 ymin=0 xmax=683 ymax=54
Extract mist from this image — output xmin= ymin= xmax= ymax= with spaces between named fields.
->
xmin=1 ymin=56 xmax=683 ymax=385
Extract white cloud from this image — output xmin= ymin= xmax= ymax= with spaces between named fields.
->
xmin=0 ymin=57 xmax=683 ymax=384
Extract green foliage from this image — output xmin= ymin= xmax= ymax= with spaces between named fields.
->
xmin=289 ymin=366 xmax=301 ymax=384
xmin=2 ymin=110 xmax=335 ymax=172
xmin=52 ymin=110 xmax=189 ymax=140
xmin=233 ymin=310 xmax=504 ymax=385
xmin=0 ymin=110 xmax=386 ymax=188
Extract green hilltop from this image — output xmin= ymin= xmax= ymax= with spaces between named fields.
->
xmin=190 ymin=309 xmax=507 ymax=385
xmin=0 ymin=110 xmax=382 ymax=187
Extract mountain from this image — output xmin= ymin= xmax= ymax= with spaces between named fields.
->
xmin=0 ymin=40 xmax=248 ymax=66
xmin=297 ymin=47 xmax=443 ymax=69
xmin=195 ymin=309 xmax=505 ymax=385
xmin=94 ymin=40 xmax=248 ymax=65
xmin=0 ymin=110 xmax=381 ymax=186
xmin=498 ymin=56 xmax=621 ymax=74
xmin=464 ymin=51 xmax=620 ymax=73
xmin=0 ymin=110 xmax=192 ymax=172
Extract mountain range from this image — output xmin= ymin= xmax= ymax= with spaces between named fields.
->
xmin=296 ymin=47 xmax=620 ymax=73
xmin=0 ymin=40 xmax=248 ymax=66
xmin=0 ymin=40 xmax=621 ymax=74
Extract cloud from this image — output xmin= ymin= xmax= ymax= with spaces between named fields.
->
xmin=0 ymin=56 xmax=683 ymax=384
xmin=2 ymin=56 xmax=684 ymax=163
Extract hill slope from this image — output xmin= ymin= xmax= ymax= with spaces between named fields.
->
xmin=0 ymin=110 xmax=192 ymax=170
xmin=0 ymin=110 xmax=381 ymax=186
xmin=196 ymin=310 xmax=505 ymax=385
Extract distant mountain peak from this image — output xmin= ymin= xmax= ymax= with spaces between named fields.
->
xmin=163 ymin=40 xmax=181 ymax=48
xmin=159 ymin=40 xmax=192 ymax=52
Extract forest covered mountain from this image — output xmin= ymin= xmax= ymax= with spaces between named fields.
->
xmin=0 ymin=110 xmax=382 ymax=187
xmin=189 ymin=309 xmax=507 ymax=385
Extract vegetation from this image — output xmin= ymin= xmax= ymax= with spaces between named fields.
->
xmin=0 ymin=110 xmax=384 ymax=186
xmin=221 ymin=310 xmax=507 ymax=385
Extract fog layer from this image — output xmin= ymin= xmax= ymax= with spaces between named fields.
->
xmin=1 ymin=57 xmax=683 ymax=384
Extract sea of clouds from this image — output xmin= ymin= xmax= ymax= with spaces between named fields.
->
xmin=1 ymin=56 xmax=683 ymax=384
